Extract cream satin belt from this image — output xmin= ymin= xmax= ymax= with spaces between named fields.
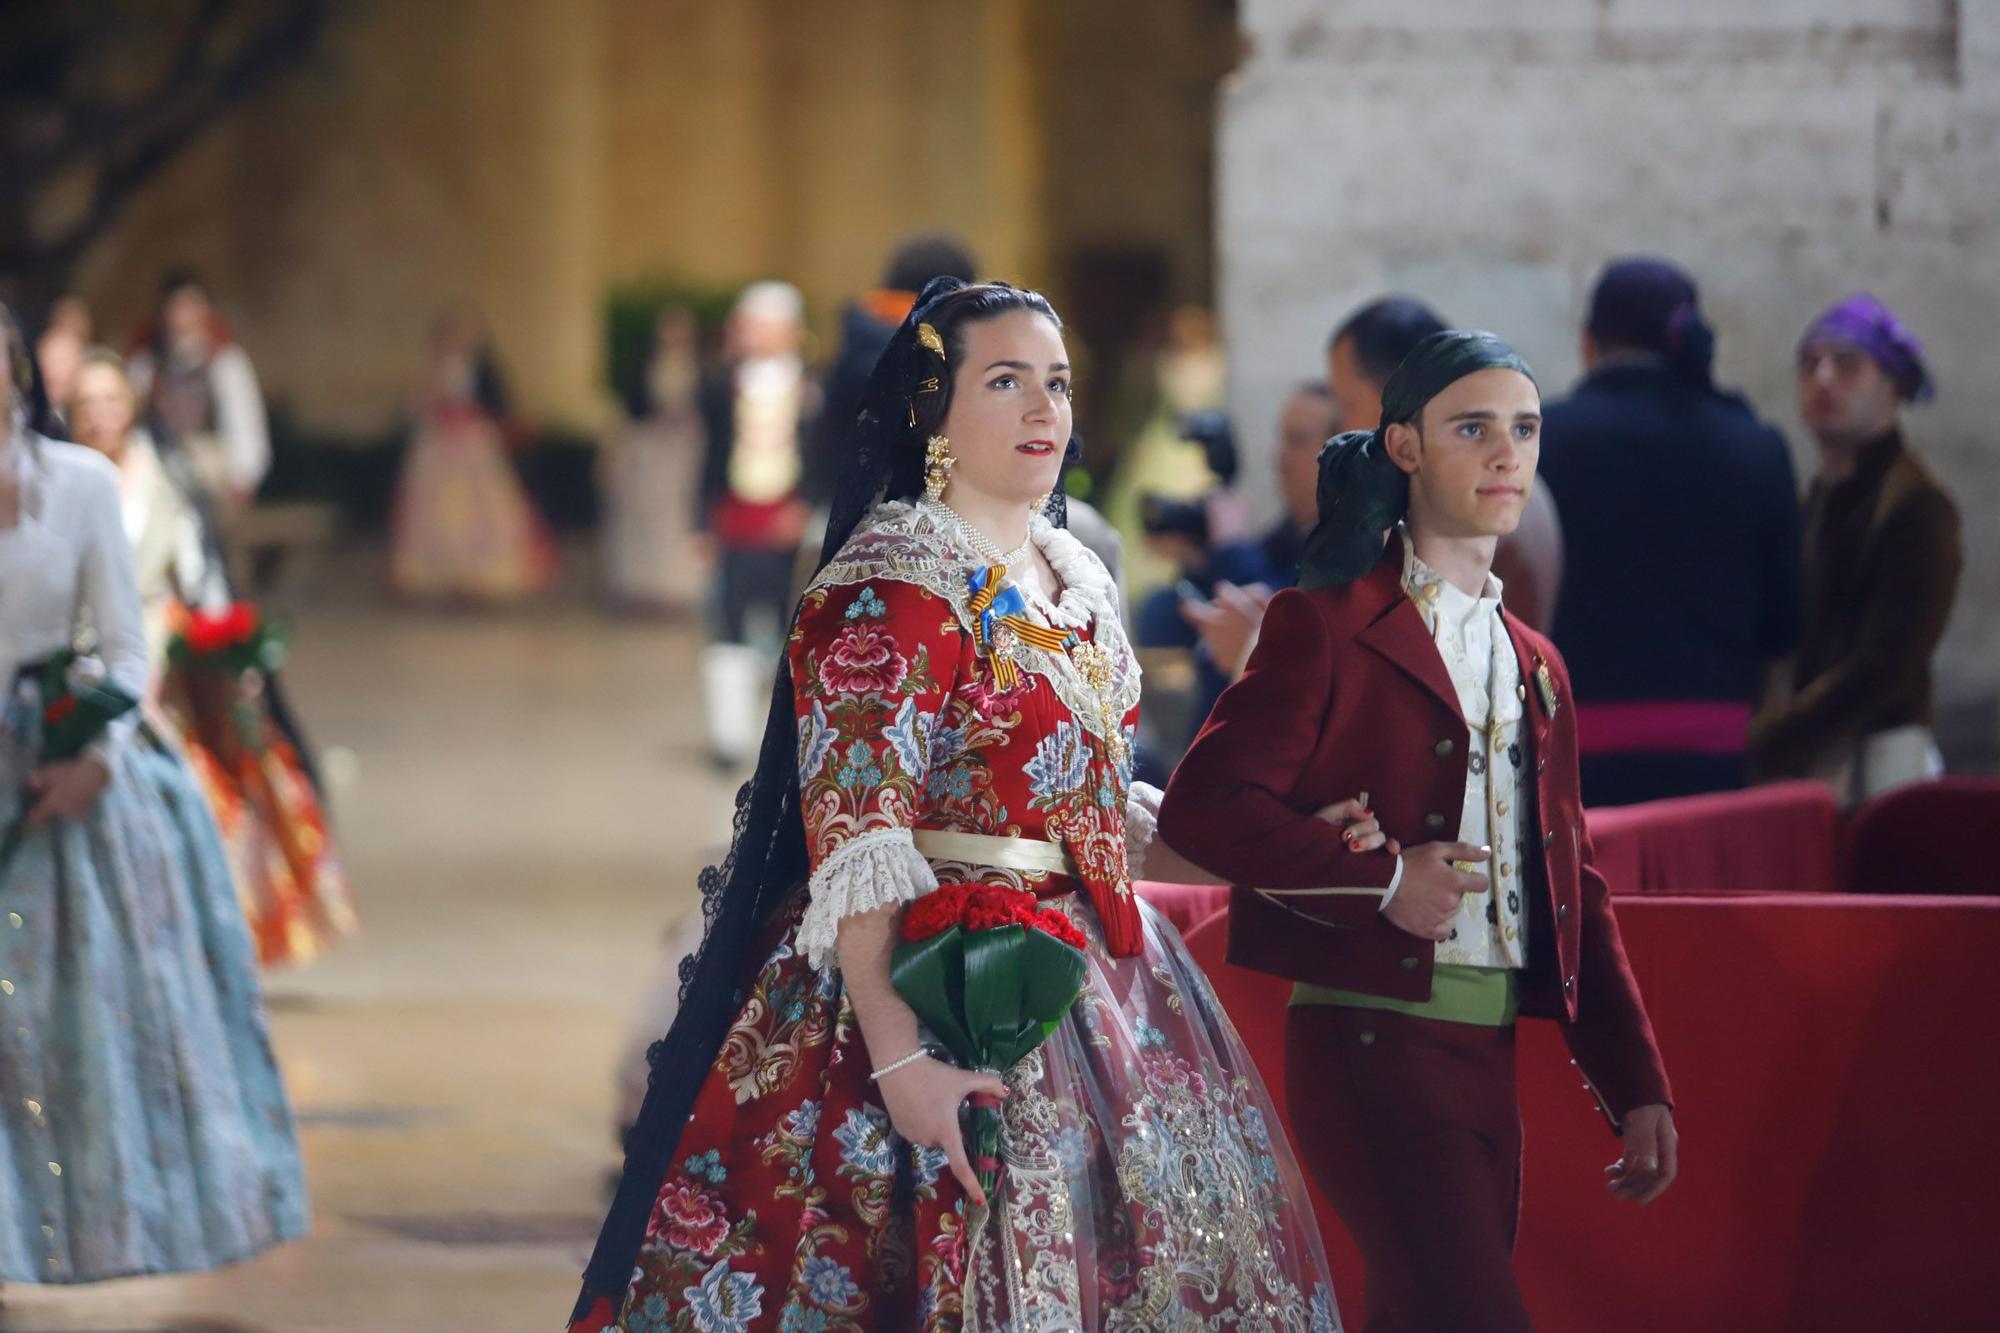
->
xmin=910 ymin=828 xmax=1078 ymax=878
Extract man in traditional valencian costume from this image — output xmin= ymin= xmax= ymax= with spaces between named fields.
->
xmin=1161 ymin=332 xmax=1678 ymax=1333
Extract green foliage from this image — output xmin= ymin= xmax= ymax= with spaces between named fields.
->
xmin=602 ymin=276 xmax=741 ymax=411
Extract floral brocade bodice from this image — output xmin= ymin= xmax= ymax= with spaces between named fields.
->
xmin=788 ymin=500 xmax=1145 ymax=965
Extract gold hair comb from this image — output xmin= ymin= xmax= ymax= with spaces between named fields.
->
xmin=917 ymin=323 xmax=945 ymax=357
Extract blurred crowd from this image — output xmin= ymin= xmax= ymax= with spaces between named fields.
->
xmin=1118 ymin=266 xmax=1961 ymax=818
xmin=2 ymin=227 xmax=1970 ymax=1295
xmin=16 ymin=245 xmax=1965 ymax=822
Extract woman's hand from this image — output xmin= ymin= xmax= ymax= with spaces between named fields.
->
xmin=836 ymin=903 xmax=1006 ymax=1206
xmin=1314 ymin=794 xmax=1398 ymax=856
xmin=874 ymin=1054 xmax=1007 ymax=1207
xmin=25 ymin=755 xmax=112 ymax=828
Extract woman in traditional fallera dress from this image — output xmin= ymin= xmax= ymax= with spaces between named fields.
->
xmin=601 ymin=305 xmax=707 ymax=613
xmin=0 ymin=307 xmax=307 ymax=1285
xmin=573 ymin=281 xmax=1341 ymax=1332
xmin=390 ymin=308 xmax=557 ymax=602
xmin=67 ymin=349 xmax=359 ymax=968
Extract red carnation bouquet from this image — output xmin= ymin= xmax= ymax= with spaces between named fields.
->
xmin=168 ymin=601 xmax=286 ymax=675
xmin=891 ymin=883 xmax=1090 ymax=1195
xmin=166 ymin=602 xmax=288 ymax=757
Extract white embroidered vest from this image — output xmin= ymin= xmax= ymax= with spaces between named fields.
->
xmin=1401 ymin=536 xmax=1529 ymax=971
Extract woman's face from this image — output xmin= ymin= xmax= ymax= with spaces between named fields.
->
xmin=70 ymin=361 xmax=138 ymax=461
xmin=938 ymin=309 xmax=1071 ymax=508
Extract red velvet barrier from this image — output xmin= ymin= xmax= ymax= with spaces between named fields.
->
xmin=1136 ymin=880 xmax=1230 ymax=935
xmin=1584 ymin=780 xmax=1840 ymax=895
xmin=1182 ymin=895 xmax=2000 ymax=1332
xmin=1842 ymin=776 xmax=2000 ymax=895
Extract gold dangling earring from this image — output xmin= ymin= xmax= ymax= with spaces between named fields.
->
xmin=924 ymin=434 xmax=955 ymax=501
xmin=1030 ymin=491 xmax=1051 ymax=519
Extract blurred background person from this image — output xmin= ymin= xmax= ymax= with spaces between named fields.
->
xmin=1540 ymin=258 xmax=1801 ymax=806
xmin=1178 ymin=406 xmax=1254 ymax=545
xmin=1327 ymin=297 xmax=1448 ymax=440
xmin=67 ymin=348 xmax=215 ymax=660
xmin=126 ymin=267 xmax=271 ymax=521
xmin=1177 ymin=380 xmax=1337 ymax=686
xmin=1102 ymin=303 xmax=1229 ymax=599
xmin=812 ymin=233 xmax=978 ymax=504
xmin=1 ymin=305 xmax=308 ymax=1286
xmin=33 ymin=295 xmax=93 ymax=429
xmin=1126 ymin=411 xmax=1265 ymax=773
xmin=67 ymin=347 xmax=358 ymax=968
xmin=598 ymin=304 xmax=706 ymax=614
xmin=389 ymin=307 xmax=557 ymax=604
xmin=696 ymin=279 xmax=817 ymax=768
xmin=1750 ymin=294 xmax=1962 ymax=807
xmin=1242 ymin=383 xmax=1333 ymax=593
xmin=1176 ymin=298 xmax=1451 ymax=709
xmin=1132 ymin=492 xmax=1266 ymax=650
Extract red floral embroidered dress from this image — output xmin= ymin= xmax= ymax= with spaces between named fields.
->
xmin=575 ymin=499 xmax=1338 ymax=1333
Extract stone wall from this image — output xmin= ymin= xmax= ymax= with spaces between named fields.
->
xmin=1219 ymin=0 xmax=1999 ymax=694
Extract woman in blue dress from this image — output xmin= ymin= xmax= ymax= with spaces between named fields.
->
xmin=0 ymin=304 xmax=307 ymax=1286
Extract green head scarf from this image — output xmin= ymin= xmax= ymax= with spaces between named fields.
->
xmin=1296 ymin=330 xmax=1536 ymax=590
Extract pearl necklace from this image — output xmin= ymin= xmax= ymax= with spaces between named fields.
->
xmin=920 ymin=498 xmax=1031 ymax=568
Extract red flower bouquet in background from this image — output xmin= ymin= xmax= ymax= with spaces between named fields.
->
xmin=167 ymin=602 xmax=288 ymax=757
xmin=891 ymin=883 xmax=1090 ymax=1195
xmin=169 ymin=602 xmax=287 ymax=676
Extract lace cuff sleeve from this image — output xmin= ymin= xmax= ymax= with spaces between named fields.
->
xmin=796 ymin=828 xmax=940 ymax=971
xmin=1125 ymin=780 xmax=1163 ymax=881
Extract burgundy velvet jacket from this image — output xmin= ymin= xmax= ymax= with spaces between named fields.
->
xmin=1158 ymin=546 xmax=1672 ymax=1120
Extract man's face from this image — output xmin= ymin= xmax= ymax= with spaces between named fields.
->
xmin=1275 ymin=388 xmax=1336 ymax=530
xmin=1797 ymin=339 xmax=1900 ymax=447
xmin=734 ymin=311 xmax=802 ymax=361
xmin=1388 ymin=368 xmax=1541 ymax=540
xmin=1327 ymin=335 xmax=1385 ymax=434
xmin=163 ymin=286 xmax=212 ymax=350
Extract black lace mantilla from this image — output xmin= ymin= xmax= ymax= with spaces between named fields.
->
xmin=573 ymin=278 xmax=1077 ymax=1323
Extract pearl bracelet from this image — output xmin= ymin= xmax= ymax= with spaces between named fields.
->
xmin=869 ymin=1045 xmax=937 ymax=1082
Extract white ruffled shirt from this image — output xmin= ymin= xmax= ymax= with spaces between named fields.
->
xmin=1396 ymin=532 xmax=1529 ymax=969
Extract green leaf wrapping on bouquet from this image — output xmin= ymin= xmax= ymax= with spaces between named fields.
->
xmin=34 ymin=656 xmax=139 ymax=762
xmin=1018 ymin=925 xmax=1090 ymax=1043
xmin=887 ymin=919 xmax=1089 ymax=1073
xmin=0 ymin=655 xmax=139 ymax=875
xmin=963 ymin=925 xmax=1029 ymax=1067
xmin=41 ymin=682 xmax=139 ymax=761
xmin=889 ymin=926 xmax=976 ymax=1057
xmin=887 ymin=899 xmax=1091 ymax=1199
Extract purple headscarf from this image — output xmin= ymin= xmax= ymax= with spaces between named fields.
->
xmin=1799 ymin=293 xmax=1934 ymax=402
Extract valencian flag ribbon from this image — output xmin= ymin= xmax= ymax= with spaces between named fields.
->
xmin=967 ymin=565 xmax=1077 ymax=689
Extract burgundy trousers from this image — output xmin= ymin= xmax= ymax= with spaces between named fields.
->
xmin=1286 ymin=1005 xmax=1532 ymax=1333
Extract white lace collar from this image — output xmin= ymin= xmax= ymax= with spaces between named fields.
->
xmin=1398 ymin=526 xmax=1503 ymax=632
xmin=1024 ymin=512 xmax=1118 ymax=631
xmin=892 ymin=498 xmax=1119 ymax=633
